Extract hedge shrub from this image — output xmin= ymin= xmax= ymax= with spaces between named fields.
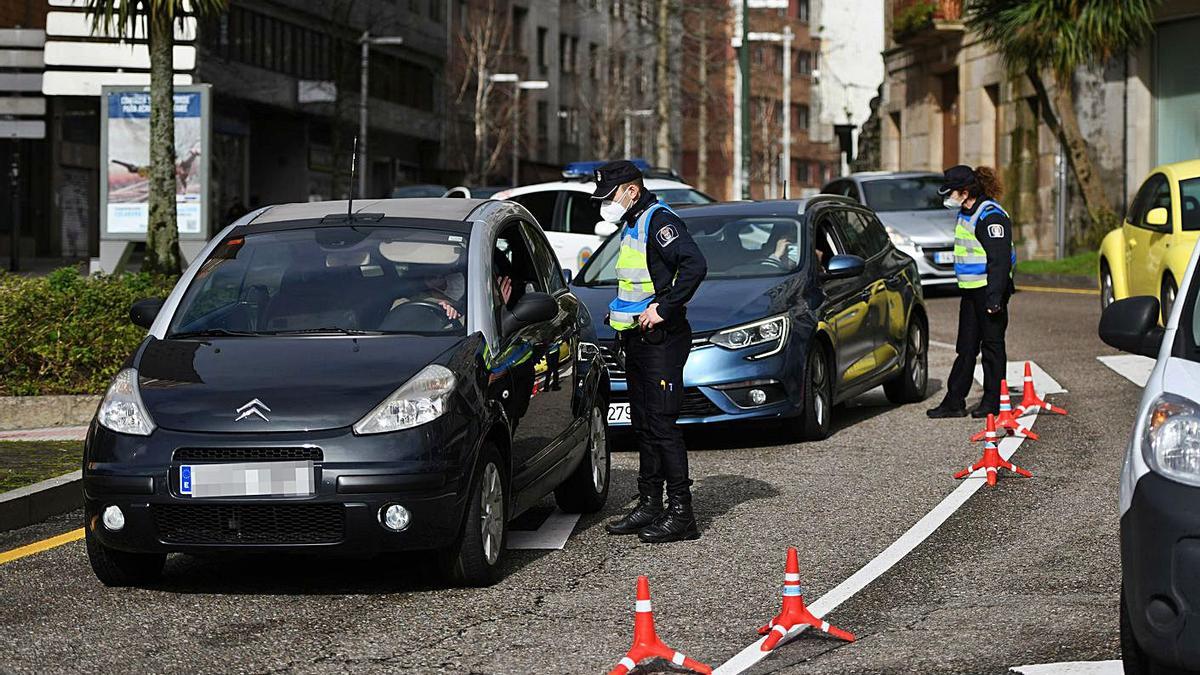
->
xmin=0 ymin=268 xmax=177 ymax=396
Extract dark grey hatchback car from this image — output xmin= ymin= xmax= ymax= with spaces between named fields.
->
xmin=83 ymin=198 xmax=610 ymax=588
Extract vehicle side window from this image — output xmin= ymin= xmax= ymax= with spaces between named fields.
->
xmin=1128 ymin=174 xmax=1165 ymax=228
xmin=830 ymin=208 xmax=874 ymax=259
xmin=562 ymin=193 xmax=604 ymax=235
xmin=510 ymin=192 xmax=560 ymax=231
xmin=1141 ymin=174 xmax=1172 ymax=229
xmin=813 ymin=217 xmax=841 ymax=270
xmin=521 ymin=221 xmax=566 ymax=293
xmin=1181 ymin=178 xmax=1200 ymax=232
xmin=851 ymin=211 xmax=891 ymax=257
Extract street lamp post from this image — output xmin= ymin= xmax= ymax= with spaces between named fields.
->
xmin=489 ymin=74 xmax=549 ymax=187
xmin=623 ymin=109 xmax=652 ymax=159
xmin=359 ymin=32 xmax=405 ymax=199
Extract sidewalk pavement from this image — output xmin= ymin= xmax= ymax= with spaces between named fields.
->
xmin=0 ymin=427 xmax=88 ymax=442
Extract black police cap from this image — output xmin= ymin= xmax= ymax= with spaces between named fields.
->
xmin=590 ymin=160 xmax=643 ymax=200
xmin=938 ymin=164 xmax=976 ymax=195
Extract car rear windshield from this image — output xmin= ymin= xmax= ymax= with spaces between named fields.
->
xmin=168 ymin=226 xmax=470 ymax=337
xmin=861 ymin=176 xmax=944 ymax=212
xmin=578 ymin=215 xmax=805 ymax=285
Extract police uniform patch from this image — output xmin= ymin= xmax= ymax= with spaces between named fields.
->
xmin=987 ymin=223 xmax=1005 ymax=239
xmin=656 ymin=224 xmax=679 ymax=247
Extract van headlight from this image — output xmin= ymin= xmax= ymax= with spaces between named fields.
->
xmin=709 ymin=315 xmax=789 ymax=359
xmin=1143 ymin=393 xmax=1200 ymax=486
xmin=353 ymin=364 xmax=457 ymax=435
xmin=97 ymin=368 xmax=156 ymax=436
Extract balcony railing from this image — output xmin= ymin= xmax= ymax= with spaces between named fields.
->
xmin=892 ymin=0 xmax=964 ymax=45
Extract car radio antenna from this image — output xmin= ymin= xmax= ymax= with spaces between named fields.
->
xmin=347 ymin=135 xmax=359 ymax=220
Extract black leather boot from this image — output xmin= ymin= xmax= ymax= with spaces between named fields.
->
xmin=605 ymin=490 xmax=663 ymax=535
xmin=637 ymin=495 xmax=699 ymax=543
xmin=971 ymin=402 xmax=999 ymax=419
xmin=927 ymin=400 xmax=968 ymax=418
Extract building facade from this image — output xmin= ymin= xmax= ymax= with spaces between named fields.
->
xmin=880 ymin=0 xmax=1200 ymax=260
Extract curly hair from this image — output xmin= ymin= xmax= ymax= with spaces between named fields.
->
xmin=971 ymin=166 xmax=1004 ymax=200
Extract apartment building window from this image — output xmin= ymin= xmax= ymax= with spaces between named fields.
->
xmin=537 ymin=100 xmax=550 ymax=155
xmin=512 ymin=6 xmax=528 ymax=52
xmin=796 ymin=50 xmax=811 ymax=76
xmin=792 ymin=104 xmax=809 ymax=130
xmin=635 ymin=57 xmax=644 ymax=94
xmin=560 ymin=32 xmax=569 ymax=73
xmin=753 ymin=45 xmax=764 ymax=66
xmin=537 ymin=27 xmax=549 ymax=73
xmin=795 ymin=0 xmax=809 ymax=22
xmin=589 ymin=42 xmax=600 ymax=80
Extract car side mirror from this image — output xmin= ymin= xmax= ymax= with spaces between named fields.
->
xmin=130 ymin=297 xmax=165 ymax=329
xmin=1099 ymin=296 xmax=1164 ymax=358
xmin=1145 ymin=207 xmax=1170 ymax=230
xmin=561 ymin=268 xmax=573 ymax=285
xmin=501 ymin=291 xmax=558 ymax=336
xmin=821 ymin=254 xmax=865 ymax=281
xmin=594 ymin=221 xmax=618 ymax=237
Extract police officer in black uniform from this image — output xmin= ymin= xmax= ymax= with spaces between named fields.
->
xmin=594 ymin=160 xmax=708 ymax=543
xmin=927 ymin=165 xmax=1016 ymax=419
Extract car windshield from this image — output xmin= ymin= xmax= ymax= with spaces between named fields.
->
xmin=657 ymin=188 xmax=715 ymax=205
xmin=579 ymin=214 xmax=804 ymax=285
xmin=169 ymin=226 xmax=470 ymax=337
xmin=861 ymin=176 xmax=944 ymax=212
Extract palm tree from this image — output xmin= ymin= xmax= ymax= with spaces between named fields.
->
xmin=965 ymin=0 xmax=1159 ymax=236
xmin=85 ymin=0 xmax=228 ymax=274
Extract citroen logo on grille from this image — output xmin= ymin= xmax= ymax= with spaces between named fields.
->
xmin=235 ymin=398 xmax=271 ymax=422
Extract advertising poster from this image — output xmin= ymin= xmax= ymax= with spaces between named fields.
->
xmin=103 ymin=87 xmax=208 ymax=236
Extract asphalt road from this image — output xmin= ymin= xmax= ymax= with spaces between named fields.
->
xmin=0 ymin=287 xmax=1138 ymax=675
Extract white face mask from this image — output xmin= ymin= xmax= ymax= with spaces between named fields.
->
xmin=599 ymin=187 xmax=634 ymax=223
xmin=943 ymin=193 xmax=964 ymax=210
xmin=444 ymin=272 xmax=466 ymax=301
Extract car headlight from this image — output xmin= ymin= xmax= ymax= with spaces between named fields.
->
xmin=884 ymin=225 xmax=916 ymax=249
xmin=1143 ymin=393 xmax=1200 ymax=486
xmin=97 ymin=368 xmax=156 ymax=436
xmin=353 ymin=364 xmax=457 ymax=435
xmin=709 ymin=315 xmax=789 ymax=359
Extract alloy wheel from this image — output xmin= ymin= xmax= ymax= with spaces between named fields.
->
xmin=910 ymin=322 xmax=926 ymax=389
xmin=1101 ymin=271 xmax=1115 ymax=309
xmin=811 ymin=353 xmax=827 ymax=426
xmin=479 ymin=462 xmax=504 ymax=565
xmin=589 ymin=407 xmax=608 ymax=493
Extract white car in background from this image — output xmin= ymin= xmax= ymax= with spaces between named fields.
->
xmin=1100 ymin=235 xmax=1200 ymax=674
xmin=490 ymin=164 xmax=713 ymax=276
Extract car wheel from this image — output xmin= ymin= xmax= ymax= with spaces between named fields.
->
xmin=884 ymin=316 xmax=929 ymax=404
xmin=1100 ymin=262 xmax=1115 ymax=311
xmin=796 ymin=342 xmax=832 ymax=441
xmin=85 ymin=527 xmax=165 ymax=587
xmin=554 ymin=403 xmax=611 ymax=513
xmin=445 ymin=444 xmax=507 ymax=587
xmin=1161 ymin=275 xmax=1178 ymax=325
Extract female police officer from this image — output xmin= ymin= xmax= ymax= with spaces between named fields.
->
xmin=593 ymin=160 xmax=708 ymax=544
xmin=927 ymin=165 xmax=1016 ymax=419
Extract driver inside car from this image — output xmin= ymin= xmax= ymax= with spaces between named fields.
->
xmin=390 ymin=269 xmax=468 ymax=321
xmin=761 ymin=222 xmax=799 ymax=270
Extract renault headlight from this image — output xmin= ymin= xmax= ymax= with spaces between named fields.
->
xmin=1143 ymin=393 xmax=1200 ymax=486
xmin=354 ymin=364 xmax=457 ymax=435
xmin=709 ymin=315 xmax=789 ymax=359
xmin=97 ymin=368 xmax=156 ymax=436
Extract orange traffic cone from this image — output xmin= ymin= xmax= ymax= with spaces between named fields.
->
xmin=955 ymin=414 xmax=1033 ymax=487
xmin=609 ymin=576 xmax=712 ymax=675
xmin=971 ymin=380 xmax=1037 ymax=441
xmin=1016 ymin=361 xmax=1067 ymax=416
xmin=757 ymin=547 xmax=855 ymax=651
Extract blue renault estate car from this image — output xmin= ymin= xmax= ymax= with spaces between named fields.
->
xmin=571 ymin=196 xmax=929 ymax=440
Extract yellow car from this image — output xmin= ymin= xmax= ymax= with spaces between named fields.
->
xmin=1099 ymin=160 xmax=1200 ymax=322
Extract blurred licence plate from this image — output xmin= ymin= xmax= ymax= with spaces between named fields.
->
xmin=179 ymin=461 xmax=314 ymax=498
xmin=934 ymin=251 xmax=954 ymax=264
xmin=608 ymin=403 xmax=631 ymax=426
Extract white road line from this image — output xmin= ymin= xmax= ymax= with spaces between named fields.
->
xmin=1010 ymin=660 xmax=1123 ymax=675
xmin=1097 ymin=354 xmax=1154 ymax=388
xmin=506 ymin=509 xmax=581 ymax=550
xmin=714 ymin=363 xmax=1060 ymax=675
xmin=929 ymin=339 xmax=957 ymax=351
xmin=0 ymin=426 xmax=88 ymax=441
xmin=974 ymin=361 xmax=1067 ymax=394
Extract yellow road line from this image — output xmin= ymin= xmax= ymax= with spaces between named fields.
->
xmin=1016 ymin=285 xmax=1099 ymax=296
xmin=0 ymin=528 xmax=84 ymax=565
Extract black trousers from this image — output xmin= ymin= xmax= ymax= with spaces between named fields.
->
xmin=944 ymin=287 xmax=1008 ymax=410
xmin=621 ymin=320 xmax=693 ymax=501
